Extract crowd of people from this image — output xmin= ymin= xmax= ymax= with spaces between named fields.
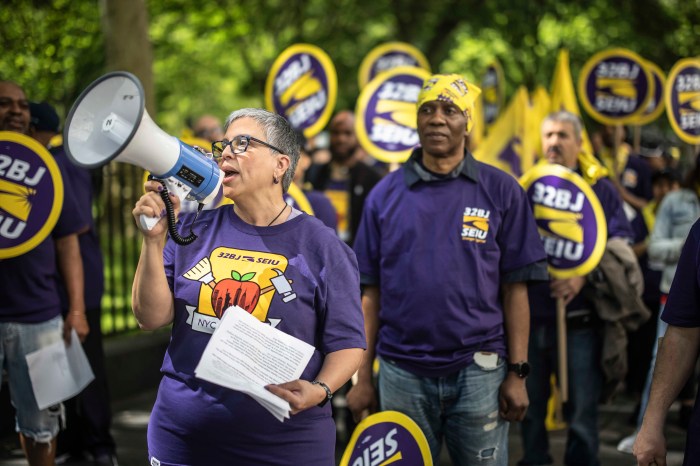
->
xmin=1 ymin=69 xmax=699 ymax=466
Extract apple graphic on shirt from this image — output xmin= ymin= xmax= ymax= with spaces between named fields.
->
xmin=211 ymin=271 xmax=260 ymax=318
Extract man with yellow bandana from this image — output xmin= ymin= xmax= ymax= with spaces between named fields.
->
xmin=349 ymin=74 xmax=548 ymax=465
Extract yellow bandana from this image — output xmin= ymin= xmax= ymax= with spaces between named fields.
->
xmin=416 ymin=74 xmax=481 ymax=133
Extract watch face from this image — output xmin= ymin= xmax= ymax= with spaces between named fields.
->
xmin=510 ymin=362 xmax=530 ymax=378
xmin=520 ymin=362 xmax=530 ymax=378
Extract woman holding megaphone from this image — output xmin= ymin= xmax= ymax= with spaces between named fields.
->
xmin=131 ymin=108 xmax=365 ymax=465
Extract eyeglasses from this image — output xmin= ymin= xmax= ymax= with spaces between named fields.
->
xmin=211 ymin=135 xmax=284 ymax=161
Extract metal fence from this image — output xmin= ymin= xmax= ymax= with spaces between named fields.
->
xmin=96 ymin=162 xmax=145 ymax=336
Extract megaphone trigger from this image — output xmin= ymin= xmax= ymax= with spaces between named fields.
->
xmin=155 ymin=176 xmax=192 ymax=202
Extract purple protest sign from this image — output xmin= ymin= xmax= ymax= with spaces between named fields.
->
xmin=578 ymin=48 xmax=652 ymax=125
xmin=265 ymin=44 xmax=337 ymax=139
xmin=520 ymin=164 xmax=606 ymax=278
xmin=355 ymin=66 xmax=430 ymax=164
xmin=481 ymin=60 xmax=505 ymax=125
xmin=631 ymin=60 xmax=666 ymax=126
xmin=358 ymin=42 xmax=431 ymax=89
xmin=339 ymin=411 xmax=433 ymax=466
xmin=0 ymin=132 xmax=64 ymax=258
xmin=665 ymin=58 xmax=700 ymax=145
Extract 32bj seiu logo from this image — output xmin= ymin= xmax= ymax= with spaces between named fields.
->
xmin=461 ymin=206 xmax=490 ymax=243
xmin=351 ymin=427 xmax=400 ymax=466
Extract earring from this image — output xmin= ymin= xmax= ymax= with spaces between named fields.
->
xmin=273 ymin=175 xmax=280 ymax=184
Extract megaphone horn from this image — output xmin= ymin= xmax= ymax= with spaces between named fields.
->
xmin=63 ymin=71 xmax=222 ymax=207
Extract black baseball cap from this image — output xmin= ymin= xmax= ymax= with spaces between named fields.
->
xmin=29 ymin=101 xmax=60 ymax=133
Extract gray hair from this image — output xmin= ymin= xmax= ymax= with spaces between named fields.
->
xmin=224 ymin=108 xmax=299 ymax=192
xmin=543 ymin=111 xmax=583 ymax=142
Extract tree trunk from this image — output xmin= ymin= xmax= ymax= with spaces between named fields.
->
xmin=100 ymin=0 xmax=155 ymax=113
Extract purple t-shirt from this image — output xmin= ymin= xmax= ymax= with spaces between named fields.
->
xmin=148 ymin=207 xmax=365 ymax=466
xmin=353 ymin=150 xmax=547 ymax=377
xmin=529 ymin=176 xmax=634 ymax=321
xmin=660 ymin=218 xmax=700 ymax=465
xmin=621 ymin=154 xmax=653 ymax=202
xmin=304 ymin=189 xmax=338 ymax=231
xmin=0 ymin=149 xmax=87 ymax=323
xmin=282 ymin=189 xmax=337 ymax=231
xmin=52 ymin=147 xmax=104 ymax=311
xmin=662 ymin=218 xmax=700 ymax=327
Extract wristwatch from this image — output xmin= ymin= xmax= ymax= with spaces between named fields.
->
xmin=507 ymin=361 xmax=531 ymax=378
xmin=312 ymin=380 xmax=333 ymax=407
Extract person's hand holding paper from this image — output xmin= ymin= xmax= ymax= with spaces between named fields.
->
xmin=194 ymin=306 xmax=315 ymax=421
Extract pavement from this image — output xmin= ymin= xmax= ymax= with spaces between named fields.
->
xmin=0 ymin=388 xmax=688 ymax=465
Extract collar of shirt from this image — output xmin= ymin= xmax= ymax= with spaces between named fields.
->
xmin=403 ymin=147 xmax=479 ymax=187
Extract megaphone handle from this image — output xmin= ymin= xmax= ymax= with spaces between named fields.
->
xmin=139 ymin=214 xmax=161 ymax=231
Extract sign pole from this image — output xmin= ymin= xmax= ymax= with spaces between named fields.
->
xmin=556 ymin=297 xmax=568 ymax=402
xmin=612 ymin=124 xmax=623 ymax=179
xmin=633 ymin=125 xmax=641 ymax=153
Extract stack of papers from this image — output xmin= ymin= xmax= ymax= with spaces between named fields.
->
xmin=195 ymin=306 xmax=315 ymax=421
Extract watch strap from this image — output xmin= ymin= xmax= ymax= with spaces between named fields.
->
xmin=312 ymin=380 xmax=332 ymax=407
xmin=507 ymin=361 xmax=530 ymax=378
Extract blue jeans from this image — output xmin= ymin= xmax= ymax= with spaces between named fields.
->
xmin=519 ymin=322 xmax=602 ymax=466
xmin=0 ymin=315 xmax=64 ymax=442
xmin=378 ymin=356 xmax=508 ymax=466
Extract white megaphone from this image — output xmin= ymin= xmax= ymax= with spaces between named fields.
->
xmin=63 ymin=71 xmax=223 ymax=238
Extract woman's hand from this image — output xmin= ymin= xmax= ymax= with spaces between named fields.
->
xmin=265 ymin=380 xmax=327 ymax=414
xmin=132 ymin=179 xmax=180 ymax=238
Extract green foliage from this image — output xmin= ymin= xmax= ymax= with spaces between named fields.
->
xmin=0 ymin=0 xmax=104 ymax=117
xmin=146 ymin=0 xmax=403 ymax=132
xmin=2 ymin=0 xmax=694 ymax=134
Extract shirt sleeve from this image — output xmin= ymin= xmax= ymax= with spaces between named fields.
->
xmin=318 ymin=243 xmax=366 ymax=353
xmin=595 ymin=178 xmax=634 ymax=240
xmin=497 ymin=178 xmax=548 ymax=277
xmin=52 ymin=153 xmax=89 ymax=239
xmin=353 ymin=189 xmax=381 ymax=286
xmin=662 ymin=219 xmax=700 ymax=328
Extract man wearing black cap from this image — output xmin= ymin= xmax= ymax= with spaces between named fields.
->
xmin=29 ymin=101 xmax=118 ymax=466
xmin=28 ymin=101 xmax=61 ymax=147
